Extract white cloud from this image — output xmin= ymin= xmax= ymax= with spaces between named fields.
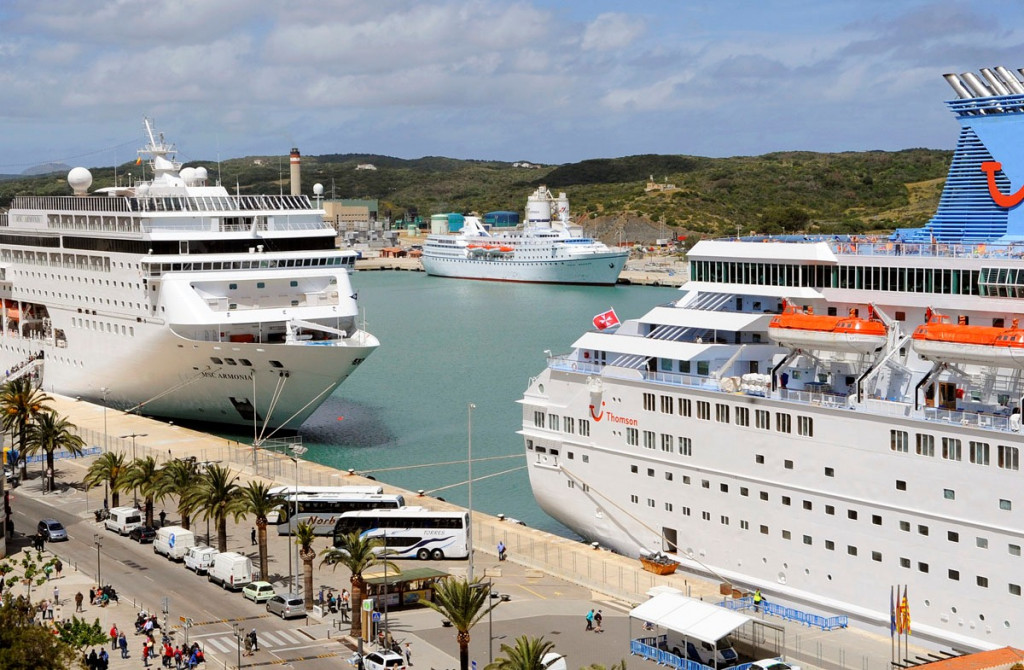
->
xmin=581 ymin=12 xmax=645 ymax=51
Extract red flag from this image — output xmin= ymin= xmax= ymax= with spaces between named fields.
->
xmin=593 ymin=308 xmax=620 ymax=331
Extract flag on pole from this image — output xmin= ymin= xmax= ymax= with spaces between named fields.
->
xmin=593 ymin=308 xmax=620 ymax=331
xmin=901 ymin=586 xmax=911 ymax=635
xmin=135 ymin=156 xmax=142 ymax=165
xmin=890 ymin=586 xmax=896 ymax=638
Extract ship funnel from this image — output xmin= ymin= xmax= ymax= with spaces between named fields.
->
xmin=961 ymin=72 xmax=994 ymax=98
xmin=290 ymin=147 xmax=301 ymax=197
xmin=995 ymin=66 xmax=1024 ymax=94
xmin=980 ymin=68 xmax=1011 ymax=96
xmin=943 ymin=73 xmax=973 ymax=99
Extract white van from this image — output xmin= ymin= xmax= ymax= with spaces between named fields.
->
xmin=207 ymin=551 xmax=255 ymax=590
xmin=153 ymin=526 xmax=195 ymax=561
xmin=184 ymin=546 xmax=218 ymax=574
xmin=104 ymin=507 xmax=143 ymax=536
xmin=664 ymin=632 xmax=739 ymax=667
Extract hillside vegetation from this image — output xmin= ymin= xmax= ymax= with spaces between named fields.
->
xmin=0 ymin=149 xmax=951 ymax=240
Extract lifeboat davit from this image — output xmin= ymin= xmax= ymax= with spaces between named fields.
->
xmin=768 ymin=300 xmax=887 ymax=354
xmin=911 ymin=310 xmax=1024 ymax=367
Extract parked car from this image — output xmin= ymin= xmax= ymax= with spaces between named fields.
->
xmin=748 ymin=660 xmax=800 ymax=670
xmin=363 ymin=650 xmax=407 ymax=670
xmin=242 ymin=581 xmax=276 ymax=603
xmin=37 ymin=519 xmax=68 ymax=542
xmin=128 ymin=526 xmax=157 ymax=543
xmin=266 ymin=593 xmax=305 ymax=619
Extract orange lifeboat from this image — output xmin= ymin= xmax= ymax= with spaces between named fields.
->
xmin=911 ymin=310 xmax=1024 ymax=367
xmin=768 ymin=300 xmax=887 ymax=354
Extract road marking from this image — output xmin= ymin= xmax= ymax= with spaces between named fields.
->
xmin=515 ymin=583 xmax=547 ymax=599
xmin=203 ymin=636 xmax=234 ymax=653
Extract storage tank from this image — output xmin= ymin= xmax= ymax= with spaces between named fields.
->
xmin=484 ymin=211 xmax=520 ymax=227
xmin=430 ymin=213 xmax=449 ymax=235
xmin=447 ymin=213 xmax=465 ymax=232
xmin=526 ymin=187 xmax=552 ymax=225
xmin=555 ymin=192 xmax=570 ymax=222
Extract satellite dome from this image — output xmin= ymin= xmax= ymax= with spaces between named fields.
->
xmin=179 ymin=166 xmax=197 ymax=184
xmin=67 ymin=167 xmax=92 ymax=195
xmin=195 ymin=166 xmax=208 ymax=183
xmin=313 ymin=183 xmax=324 ymax=196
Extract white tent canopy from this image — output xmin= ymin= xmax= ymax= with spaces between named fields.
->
xmin=630 ymin=593 xmax=751 ymax=645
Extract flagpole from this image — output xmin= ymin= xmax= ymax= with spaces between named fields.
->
xmin=890 ymin=586 xmax=895 ymax=668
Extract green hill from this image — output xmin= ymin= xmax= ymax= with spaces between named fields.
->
xmin=0 ymin=149 xmax=951 ymax=238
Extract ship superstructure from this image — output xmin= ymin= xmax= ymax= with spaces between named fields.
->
xmin=421 ymin=186 xmax=628 ymax=285
xmin=520 ymin=68 xmax=1024 ymax=651
xmin=0 ymin=119 xmax=378 ymax=430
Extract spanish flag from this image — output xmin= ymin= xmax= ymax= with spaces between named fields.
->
xmin=135 ymin=156 xmax=142 ymax=165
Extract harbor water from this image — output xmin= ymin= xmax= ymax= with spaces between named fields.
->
xmin=286 ymin=271 xmax=679 ymax=537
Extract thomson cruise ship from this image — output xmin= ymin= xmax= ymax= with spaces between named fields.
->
xmin=521 ymin=67 xmax=1024 ymax=651
xmin=421 ymin=186 xmax=628 ymax=285
xmin=0 ymin=119 xmax=378 ymax=430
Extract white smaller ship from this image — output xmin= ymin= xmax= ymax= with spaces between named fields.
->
xmin=421 ymin=186 xmax=628 ymax=285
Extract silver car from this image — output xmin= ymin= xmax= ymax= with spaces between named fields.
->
xmin=37 ymin=519 xmax=68 ymax=541
xmin=266 ymin=593 xmax=305 ymax=619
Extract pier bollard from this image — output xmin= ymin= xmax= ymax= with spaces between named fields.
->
xmin=591 ymin=542 xmax=600 ymax=550
xmin=417 ymin=489 xmax=425 ymax=497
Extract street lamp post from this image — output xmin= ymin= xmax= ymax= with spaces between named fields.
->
xmin=289 ymin=444 xmax=307 ymax=593
xmin=467 ymin=402 xmax=475 ymax=582
xmin=232 ymin=623 xmax=242 ymax=668
xmin=119 ymin=432 xmax=148 ymax=507
xmin=100 ymin=388 xmax=109 ymax=508
xmin=469 ymin=579 xmax=494 ymax=665
xmin=93 ymin=534 xmax=102 ymax=585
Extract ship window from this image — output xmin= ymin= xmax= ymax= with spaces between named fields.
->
xmin=239 ymin=359 xmax=252 ymax=366
xmin=740 ymin=520 xmax=749 ymax=530
xmin=784 ymin=460 xmax=793 ymax=469
xmin=721 ymin=516 xmax=729 ymax=525
xmin=660 ymin=395 xmax=672 ymax=413
xmin=682 ymin=507 xmax=691 ymax=516
xmin=782 ymin=530 xmax=791 ymax=540
xmin=290 ymin=281 xmax=298 ymax=287
xmin=630 ymin=495 xmax=638 ymax=503
xmin=548 ymin=414 xmax=559 ymax=431
xmin=678 ymin=360 xmax=690 ymax=374
xmin=210 ymin=357 xmax=223 ymax=364
xmin=665 ymin=472 xmax=673 ymax=481
xmin=697 ymin=361 xmax=709 ymax=376
xmin=579 ymin=419 xmax=590 ymax=436
xmin=894 ymin=311 xmax=906 ymax=321
xmin=781 ymin=496 xmax=791 ymax=506
xmin=740 ymin=487 xmax=749 ymax=497
xmin=534 ymin=411 xmax=545 ymax=428
xmin=977 ymin=576 xmax=989 ymax=588
xmin=948 ymin=531 xmax=959 ymax=542
xmin=648 ymin=499 xmax=655 ymax=507
xmin=643 ymin=431 xmax=655 ymax=449
xmin=755 ymin=454 xmax=764 ymax=464
xmin=760 ymin=525 xmax=768 ymax=535
xmin=944 ymin=489 xmax=955 ymax=500
xmin=682 ymin=476 xmax=690 ymax=484
xmin=896 ymin=480 xmax=907 ymax=491
xmin=942 ymin=437 xmax=962 ymax=461
xmin=998 ymin=445 xmax=1019 ymax=470
xmin=679 ymin=398 xmax=691 ymax=416
xmin=797 ymin=416 xmax=813 ymax=436
xmin=1011 ymin=584 xmax=1022 ymax=596
xmin=1010 ymin=544 xmax=1021 ymax=556
xmin=720 ymin=483 xmax=728 ymax=493
xmin=872 ymin=551 xmax=882 ymax=562
xmin=269 ymin=360 xmax=283 ymax=368
xmin=803 ymin=501 xmax=813 ymax=511
xmin=978 ymin=537 xmax=989 ymax=548
xmin=890 ymin=430 xmax=909 ymax=453
xmin=872 ymin=515 xmax=882 ymax=525
xmin=848 ymin=510 xmax=858 ymax=520
xmin=630 ymin=465 xmax=638 ymax=474
xmin=660 ymin=434 xmax=672 ymax=451
xmin=918 ymin=525 xmax=929 ymax=535
xmin=229 ymin=283 xmax=237 ymax=290
xmin=224 ymin=358 xmax=237 ymax=365
xmin=696 ymin=401 xmax=710 ymax=420
xmin=847 ymin=546 xmax=857 ymax=556
xmin=702 ymin=511 xmax=711 ymax=521
xmin=803 ymin=535 xmax=812 ymax=545
xmin=701 ymin=480 xmax=710 ymax=489
xmin=825 ymin=467 xmax=834 ymax=477
xmin=565 ymin=417 xmax=574 ymax=434
xmin=918 ymin=562 xmax=928 ymax=573
xmin=969 ymin=441 xmax=990 ymax=465
xmin=582 ymin=454 xmax=589 ymax=463
xmin=948 ymin=569 xmax=959 ymax=581
xmin=736 ymin=407 xmax=749 ymax=426
xmin=760 ymin=491 xmax=768 ymax=501
xmin=642 ymin=393 xmax=655 ymax=411
xmin=900 ymin=557 xmax=910 ymax=568
xmin=1000 ymin=499 xmax=1012 ymax=511
xmin=755 ymin=410 xmax=770 ymax=430
xmin=291 ymin=300 xmax=299 ymax=307
xmin=825 ymin=540 xmax=835 ymax=551
xmin=715 ymin=404 xmax=729 ymax=423
xmin=916 ymin=434 xmax=935 ymax=457
xmin=826 ymin=505 xmax=835 ymax=515
xmin=647 ymin=468 xmax=654 ymax=477
xmin=665 ymin=502 xmax=672 ymax=511
xmin=679 ymin=437 xmax=692 ymax=455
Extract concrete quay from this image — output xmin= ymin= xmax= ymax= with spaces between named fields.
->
xmin=5 ymin=393 xmax=931 ymax=670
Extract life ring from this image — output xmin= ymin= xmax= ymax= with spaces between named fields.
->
xmin=571 ymin=362 xmax=578 ymax=371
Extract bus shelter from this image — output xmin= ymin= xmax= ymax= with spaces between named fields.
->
xmin=364 ymin=567 xmax=448 ymax=610
xmin=629 ymin=592 xmax=751 ymax=670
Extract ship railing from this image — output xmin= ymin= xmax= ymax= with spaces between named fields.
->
xmin=629 ymin=639 xmax=709 ymax=670
xmin=140 ymin=218 xmax=332 ymax=233
xmin=923 ymin=406 xmax=1013 ymax=432
xmin=779 ymin=388 xmax=850 ymax=408
xmin=827 ymin=239 xmax=1024 ymax=260
xmin=0 ymin=213 xmax=7 ymax=227
xmin=12 ymin=195 xmax=134 ymax=212
xmin=718 ymin=597 xmax=849 ymax=631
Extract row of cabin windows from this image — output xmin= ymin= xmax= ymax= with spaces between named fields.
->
xmin=890 ymin=429 xmax=1020 ymax=469
xmin=645 ymin=393 xmax=813 ymax=436
xmin=531 ymin=411 xmax=591 ymax=437
xmin=689 ymin=260 xmax=981 ymax=296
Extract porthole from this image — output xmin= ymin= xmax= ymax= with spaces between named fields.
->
xmin=980 ymin=614 xmax=985 ymax=621
xmin=777 ymin=572 xmax=787 ymax=584
xmin=538 ymin=384 xmax=544 ymax=394
xmin=952 ymin=606 xmax=958 ymax=614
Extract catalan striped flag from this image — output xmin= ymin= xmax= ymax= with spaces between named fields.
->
xmin=135 ymin=156 xmax=142 ymax=165
xmin=900 ymin=586 xmax=911 ymax=635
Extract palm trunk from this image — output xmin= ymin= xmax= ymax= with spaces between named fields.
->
xmin=45 ymin=449 xmax=55 ymax=492
xmin=111 ymin=485 xmax=120 ymax=508
xmin=458 ymin=635 xmax=470 ymax=670
xmin=145 ymin=498 xmax=154 ymax=527
xmin=18 ymin=426 xmax=27 ymax=479
xmin=217 ymin=516 xmax=228 ymax=553
xmin=178 ymin=504 xmax=190 ymax=530
xmin=257 ymin=522 xmax=269 ymax=582
xmin=349 ymin=577 xmax=365 ymax=638
xmin=301 ymin=551 xmax=315 ymax=610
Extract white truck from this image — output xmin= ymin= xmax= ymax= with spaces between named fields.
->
xmin=153 ymin=526 xmax=195 ymax=561
xmin=207 ymin=551 xmax=255 ymax=590
xmin=104 ymin=507 xmax=143 ymax=536
xmin=183 ymin=546 xmax=218 ymax=574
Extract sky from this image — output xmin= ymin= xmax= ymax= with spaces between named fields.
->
xmin=2 ymin=0 xmax=1024 ymax=172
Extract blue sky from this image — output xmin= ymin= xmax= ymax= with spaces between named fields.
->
xmin=1 ymin=0 xmax=1023 ymax=172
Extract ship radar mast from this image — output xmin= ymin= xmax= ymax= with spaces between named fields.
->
xmin=138 ymin=117 xmax=182 ymax=179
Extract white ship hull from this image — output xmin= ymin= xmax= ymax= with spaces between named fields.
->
xmin=421 ymin=252 xmax=627 ymax=285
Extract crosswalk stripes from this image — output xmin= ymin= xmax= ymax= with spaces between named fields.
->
xmin=197 ymin=629 xmax=309 ymax=654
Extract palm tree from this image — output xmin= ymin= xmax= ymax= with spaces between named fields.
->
xmin=184 ymin=464 xmax=244 ymax=552
xmin=295 ymin=521 xmax=317 ymax=610
xmin=320 ymin=531 xmax=397 ymax=638
xmin=236 ymin=481 xmax=285 ymax=580
xmin=155 ymin=459 xmax=202 ymax=530
xmin=0 ymin=376 xmax=52 ymax=478
xmin=24 ymin=411 xmax=85 ymax=493
xmin=484 ymin=636 xmax=558 ymax=670
xmin=122 ymin=456 xmax=162 ymax=526
xmin=83 ymin=451 xmax=127 ymax=507
xmin=422 ymin=577 xmax=500 ymax=670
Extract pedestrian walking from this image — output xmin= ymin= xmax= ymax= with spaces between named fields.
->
xmin=497 ymin=540 xmax=506 ymax=561
xmin=244 ymin=636 xmax=253 ymax=656
xmin=753 ymin=589 xmax=763 ymax=613
xmin=594 ymin=609 xmax=603 ymax=633
xmin=251 ymin=527 xmax=257 ymax=545
xmin=99 ymin=648 xmax=110 ymax=670
xmin=75 ymin=591 xmax=84 ymax=612
xmin=404 ymin=642 xmax=413 ymax=666
xmin=317 ymin=587 xmax=324 ymax=607
xmin=110 ymin=624 xmax=119 ymax=649
xmin=52 ymin=585 xmax=59 ymax=605
xmin=119 ymin=632 xmax=128 ymax=659
xmin=249 ymin=628 xmax=259 ymax=652
xmin=55 ymin=559 xmax=63 ymax=578
xmin=87 ymin=649 xmax=99 ymax=670
xmin=585 ymin=608 xmax=594 ymax=631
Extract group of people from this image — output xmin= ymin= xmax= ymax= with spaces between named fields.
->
xmin=83 ymin=647 xmax=111 ymax=670
xmin=90 ymin=585 xmax=114 ymax=607
xmin=318 ymin=587 xmax=350 ymax=615
xmin=584 ymin=608 xmax=604 ymax=633
xmin=242 ymin=629 xmax=259 ymax=656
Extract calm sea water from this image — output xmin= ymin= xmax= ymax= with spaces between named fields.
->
xmin=289 ymin=271 xmax=679 ymax=537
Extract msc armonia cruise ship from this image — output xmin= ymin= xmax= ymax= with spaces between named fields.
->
xmin=521 ymin=67 xmax=1024 ymax=651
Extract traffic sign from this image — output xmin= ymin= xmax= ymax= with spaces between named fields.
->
xmin=372 ymin=612 xmax=381 ymax=622
xmin=363 ymin=598 xmax=374 ymax=612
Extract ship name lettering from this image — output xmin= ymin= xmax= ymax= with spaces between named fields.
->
xmin=606 ymin=412 xmax=637 ymax=426
xmin=200 ymin=371 xmax=255 ymax=381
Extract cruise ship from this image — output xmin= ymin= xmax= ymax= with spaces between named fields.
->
xmin=520 ymin=67 xmax=1024 ymax=651
xmin=0 ymin=119 xmax=378 ymax=430
xmin=421 ymin=186 xmax=628 ymax=285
